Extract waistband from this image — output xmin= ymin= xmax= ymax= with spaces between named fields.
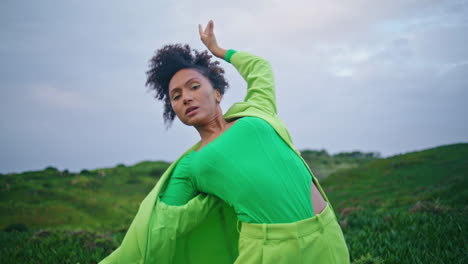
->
xmin=238 ymin=202 xmax=337 ymax=240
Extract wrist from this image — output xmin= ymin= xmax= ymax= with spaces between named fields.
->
xmin=211 ymin=47 xmax=227 ymax=59
xmin=224 ymin=49 xmax=237 ymax=63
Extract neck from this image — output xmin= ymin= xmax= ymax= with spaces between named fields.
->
xmin=194 ymin=108 xmax=228 ymax=148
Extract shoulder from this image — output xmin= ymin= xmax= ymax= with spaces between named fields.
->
xmin=236 ymin=116 xmax=272 ymax=128
xmin=171 ymin=151 xmax=195 ymax=177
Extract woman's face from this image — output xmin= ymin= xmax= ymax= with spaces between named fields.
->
xmin=168 ymin=68 xmax=221 ymax=126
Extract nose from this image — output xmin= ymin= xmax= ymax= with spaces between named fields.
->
xmin=183 ymin=92 xmax=193 ymax=105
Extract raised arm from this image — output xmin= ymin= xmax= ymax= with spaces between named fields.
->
xmin=199 ymin=20 xmax=277 ymax=115
xmin=227 ymin=51 xmax=277 ymax=115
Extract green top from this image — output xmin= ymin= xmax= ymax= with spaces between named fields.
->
xmin=160 ymin=116 xmax=314 ymax=223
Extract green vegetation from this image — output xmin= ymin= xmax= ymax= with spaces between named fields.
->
xmin=0 ymin=143 xmax=467 ymax=263
xmin=0 ymin=228 xmax=125 ymax=264
xmin=0 ymin=161 xmax=170 ymax=230
xmin=322 ymin=143 xmax=468 ymax=263
xmin=300 ymin=149 xmax=379 ymax=179
xmin=321 ymin=143 xmax=468 ymax=210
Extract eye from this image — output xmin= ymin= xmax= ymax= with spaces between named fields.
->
xmin=191 ymin=84 xmax=201 ymax=90
xmin=172 ymin=94 xmax=181 ymax=101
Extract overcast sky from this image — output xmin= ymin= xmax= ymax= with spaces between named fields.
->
xmin=1 ymin=0 xmax=467 ymax=174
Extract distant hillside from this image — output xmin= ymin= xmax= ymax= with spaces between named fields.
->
xmin=320 ymin=143 xmax=468 ymax=212
xmin=300 ymin=149 xmax=379 ymax=179
xmin=0 ymin=160 xmax=170 ymax=230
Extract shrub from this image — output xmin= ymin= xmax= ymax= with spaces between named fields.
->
xmin=352 ymin=253 xmax=384 ymax=264
xmin=44 ymin=166 xmax=59 ymax=172
xmin=126 ymin=178 xmax=141 ymax=184
xmin=150 ymin=168 xmax=166 ymax=178
xmin=409 ymin=199 xmax=450 ymax=214
xmin=3 ymin=223 xmax=28 ymax=232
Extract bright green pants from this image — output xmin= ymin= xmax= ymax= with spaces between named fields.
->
xmin=234 ymin=202 xmax=350 ymax=263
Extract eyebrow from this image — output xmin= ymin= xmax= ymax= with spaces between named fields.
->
xmin=170 ymin=78 xmax=199 ymax=95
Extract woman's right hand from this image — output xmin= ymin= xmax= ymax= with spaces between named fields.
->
xmin=198 ymin=20 xmax=226 ymax=59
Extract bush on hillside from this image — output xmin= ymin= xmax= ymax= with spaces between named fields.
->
xmin=409 ymin=199 xmax=450 ymax=214
xmin=126 ymin=178 xmax=141 ymax=184
xmin=44 ymin=166 xmax=59 ymax=172
xmin=150 ymin=168 xmax=166 ymax=178
xmin=301 ymin=149 xmax=330 ymax=157
xmin=3 ymin=223 xmax=28 ymax=232
xmin=334 ymin=151 xmax=381 ymax=159
xmin=352 ymin=253 xmax=384 ymax=264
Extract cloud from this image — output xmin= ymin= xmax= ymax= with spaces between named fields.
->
xmin=29 ymin=84 xmax=99 ymax=111
xmin=1 ymin=0 xmax=467 ymax=173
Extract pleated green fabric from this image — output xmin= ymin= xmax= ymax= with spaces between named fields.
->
xmin=234 ymin=203 xmax=350 ymax=264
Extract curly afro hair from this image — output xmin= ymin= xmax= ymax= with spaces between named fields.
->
xmin=146 ymin=44 xmax=229 ymax=125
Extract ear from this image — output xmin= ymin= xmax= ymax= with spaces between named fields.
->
xmin=215 ymin=89 xmax=221 ymax=104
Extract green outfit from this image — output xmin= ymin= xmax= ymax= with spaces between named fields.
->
xmin=99 ymin=50 xmax=350 ymax=264
xmin=161 ymin=116 xmax=314 ymax=223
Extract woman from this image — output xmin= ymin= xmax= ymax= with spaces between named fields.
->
xmin=99 ymin=20 xmax=350 ymax=264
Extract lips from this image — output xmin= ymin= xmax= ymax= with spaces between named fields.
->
xmin=185 ymin=106 xmax=199 ymax=115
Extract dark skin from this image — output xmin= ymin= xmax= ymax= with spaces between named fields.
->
xmin=169 ymin=20 xmax=327 ymax=215
xmin=168 ymin=20 xmax=236 ymax=152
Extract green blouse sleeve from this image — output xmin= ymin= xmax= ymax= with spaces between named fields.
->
xmin=226 ymin=50 xmax=277 ymax=115
xmin=160 ymin=153 xmax=198 ymax=206
xmin=224 ymin=49 xmax=237 ymax=63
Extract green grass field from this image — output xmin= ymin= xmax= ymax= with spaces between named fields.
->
xmin=1 ymin=143 xmax=466 ymax=263
xmin=321 ymin=143 xmax=468 ymax=263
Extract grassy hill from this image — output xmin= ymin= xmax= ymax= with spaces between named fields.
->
xmin=320 ymin=143 xmax=468 ymax=263
xmin=321 ymin=143 xmax=468 ymax=211
xmin=0 ymin=161 xmax=171 ymax=230
xmin=0 ymin=143 xmax=467 ymax=263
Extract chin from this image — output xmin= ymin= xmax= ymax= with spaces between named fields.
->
xmin=178 ymin=111 xmax=212 ymax=127
xmin=180 ymin=116 xmax=203 ymax=127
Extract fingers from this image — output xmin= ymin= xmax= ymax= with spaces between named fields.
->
xmin=204 ymin=22 xmax=209 ymax=34
xmin=198 ymin=24 xmax=203 ymax=37
xmin=199 ymin=20 xmax=215 ymax=37
xmin=208 ymin=20 xmax=214 ymax=34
